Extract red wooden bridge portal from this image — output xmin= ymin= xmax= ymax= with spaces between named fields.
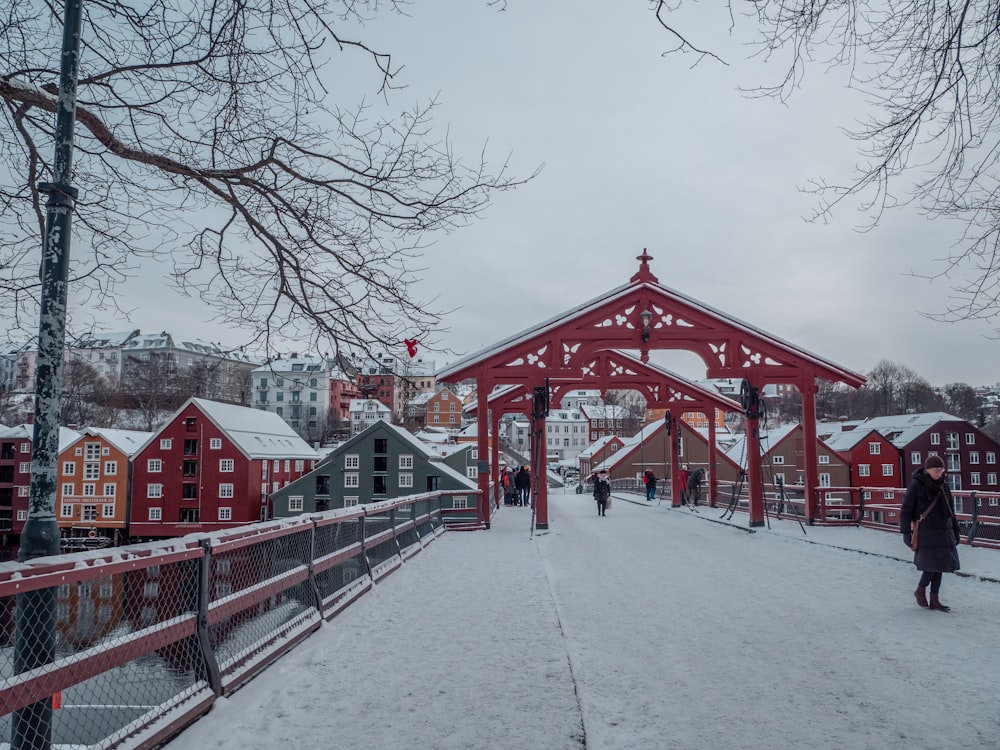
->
xmin=437 ymin=251 xmax=865 ymax=530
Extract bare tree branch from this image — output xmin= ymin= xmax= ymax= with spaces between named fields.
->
xmin=0 ymin=0 xmax=534 ymax=362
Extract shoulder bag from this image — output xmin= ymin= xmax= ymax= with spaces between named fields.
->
xmin=910 ymin=496 xmax=940 ymax=552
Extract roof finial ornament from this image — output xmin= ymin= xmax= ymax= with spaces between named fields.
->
xmin=630 ymin=248 xmax=658 ymax=284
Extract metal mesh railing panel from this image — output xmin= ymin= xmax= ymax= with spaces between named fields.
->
xmin=207 ymin=530 xmax=314 ymax=674
xmin=0 ymin=557 xmax=206 ymax=748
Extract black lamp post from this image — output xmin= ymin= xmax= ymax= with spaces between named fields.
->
xmin=13 ymin=1 xmax=84 ymax=748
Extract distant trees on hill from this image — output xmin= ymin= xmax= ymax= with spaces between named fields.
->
xmin=815 ymin=360 xmax=995 ymax=438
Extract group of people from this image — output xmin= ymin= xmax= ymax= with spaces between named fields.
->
xmin=678 ymin=465 xmax=705 ymax=506
xmin=501 ymin=465 xmax=532 ymax=507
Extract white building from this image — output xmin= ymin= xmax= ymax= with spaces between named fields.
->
xmin=544 ymin=408 xmax=591 ymax=463
xmin=253 ymin=355 xmax=333 ymax=439
xmin=349 ymin=398 xmax=393 ymax=435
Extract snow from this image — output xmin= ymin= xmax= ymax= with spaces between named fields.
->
xmin=162 ymin=488 xmax=1000 ymax=750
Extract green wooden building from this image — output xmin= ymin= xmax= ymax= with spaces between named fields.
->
xmin=271 ymin=421 xmax=478 ymax=521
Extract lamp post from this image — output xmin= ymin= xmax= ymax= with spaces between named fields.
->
xmin=13 ymin=1 xmax=84 ymax=747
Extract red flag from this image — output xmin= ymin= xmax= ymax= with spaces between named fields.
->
xmin=404 ymin=338 xmax=418 ymax=358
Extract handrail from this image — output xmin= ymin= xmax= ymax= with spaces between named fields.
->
xmin=0 ymin=490 xmax=461 ymax=749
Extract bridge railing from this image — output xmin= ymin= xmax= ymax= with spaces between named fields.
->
xmin=0 ymin=491 xmax=458 ymax=750
xmin=715 ymin=481 xmax=1000 ymax=549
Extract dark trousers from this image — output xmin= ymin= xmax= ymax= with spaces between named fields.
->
xmin=597 ymin=499 xmax=607 ymax=515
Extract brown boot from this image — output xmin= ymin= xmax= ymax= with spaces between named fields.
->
xmin=929 ymin=593 xmax=951 ymax=612
xmin=914 ymin=588 xmax=929 ymax=608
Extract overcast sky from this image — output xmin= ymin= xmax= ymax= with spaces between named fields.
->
xmin=79 ymin=2 xmax=1000 ymax=387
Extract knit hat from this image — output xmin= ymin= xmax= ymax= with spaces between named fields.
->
xmin=924 ymin=455 xmax=945 ymax=470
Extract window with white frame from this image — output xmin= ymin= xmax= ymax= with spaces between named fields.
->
xmin=17 ymin=486 xmax=27 ymax=497
xmin=20 ymin=442 xmax=29 ymax=453
xmin=988 ymin=452 xmax=997 ymax=464
xmin=966 ymin=432 xmax=976 ymax=445
xmin=19 ymin=462 xmax=29 ymax=474
xmin=103 ymin=503 xmax=115 ymax=517
xmin=988 ymin=473 xmax=997 ymax=486
xmin=218 ymin=507 xmax=232 ymax=521
xmin=82 ymin=505 xmax=97 ymax=521
xmin=466 ymin=466 xmax=478 ymax=479
xmin=284 ymin=460 xmax=290 ymax=472
xmin=946 ymin=432 xmax=959 ymax=450
xmin=147 ymin=484 xmax=163 ymax=499
xmin=160 ymin=438 xmax=172 ymax=450
xmin=288 ymin=496 xmax=304 ymax=512
xmin=219 ymin=483 xmax=234 ymax=499
xmin=970 ymin=452 xmax=980 ymax=464
xmin=399 ymin=473 xmax=413 ymax=488
xmin=344 ymin=473 xmax=359 ymax=488
xmin=63 ymin=462 xmax=75 ymax=475
xmin=147 ymin=458 xmax=162 ymax=473
xmin=471 ymin=448 xmax=479 ymax=460
xmin=399 ymin=454 xmax=413 ymax=469
xmin=295 ymin=460 xmax=304 ymax=472
xmin=210 ymin=438 xmax=222 ymax=449
xmin=344 ymin=496 xmax=359 ymax=507
xmin=930 ymin=433 xmax=940 ymax=445
xmin=149 ymin=507 xmax=162 ymax=521
xmin=61 ymin=482 xmax=74 ymax=498
xmin=15 ymin=510 xmax=25 ymax=521
xmin=219 ymin=458 xmax=235 ymax=472
xmin=882 ymin=464 xmax=894 ymax=476
xmin=261 ymin=463 xmax=268 ymax=478
xmin=818 ymin=455 xmax=829 ymax=464
xmin=947 ymin=454 xmax=961 ymax=472
xmin=272 ymin=481 xmax=279 ymax=492
xmin=771 ymin=456 xmax=785 ymax=464
xmin=84 ymin=443 xmax=101 ymax=460
xmin=103 ymin=483 xmax=116 ymax=496
xmin=452 ymin=496 xmax=470 ymax=509
xmin=868 ymin=442 xmax=880 ymax=455
xmin=61 ymin=504 xmax=73 ymax=518
xmin=84 ymin=462 xmax=100 ymax=480
xmin=345 ymin=454 xmax=360 ymax=469
xmin=911 ymin=451 xmax=921 ymax=465
xmin=104 ymin=461 xmax=117 ymax=475
xmin=970 ymin=473 xmax=981 ymax=486
xmin=83 ymin=484 xmax=95 ymax=496
xmin=819 ymin=473 xmax=831 ymax=487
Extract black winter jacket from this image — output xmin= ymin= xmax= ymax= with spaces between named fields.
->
xmin=900 ymin=468 xmax=961 ymax=573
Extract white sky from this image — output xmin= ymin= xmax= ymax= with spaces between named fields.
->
xmin=164 ymin=486 xmax=1000 ymax=750
xmin=82 ymin=2 xmax=1000 ymax=387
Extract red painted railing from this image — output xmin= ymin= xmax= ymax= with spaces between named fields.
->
xmin=0 ymin=491 xmax=467 ymax=749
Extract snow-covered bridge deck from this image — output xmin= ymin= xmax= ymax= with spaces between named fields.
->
xmin=164 ymin=488 xmax=1000 ymax=750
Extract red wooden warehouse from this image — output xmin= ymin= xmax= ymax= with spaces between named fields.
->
xmin=129 ymin=398 xmax=319 ymax=539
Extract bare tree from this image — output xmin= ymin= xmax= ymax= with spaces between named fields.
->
xmin=119 ymin=354 xmax=182 ymax=431
xmin=61 ymin=357 xmax=108 ymax=427
xmin=942 ymin=382 xmax=980 ymax=422
xmin=731 ymin=0 xmax=1000 ymax=326
xmin=0 ymin=1 xmax=530 ymax=359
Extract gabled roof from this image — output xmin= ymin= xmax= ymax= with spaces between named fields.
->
xmin=71 ymin=427 xmax=153 ymax=457
xmin=0 ymin=424 xmax=81 ymax=450
xmin=142 ymin=398 xmax=318 ymax=460
xmin=818 ymin=426 xmax=888 ymax=453
xmin=724 ymin=423 xmax=799 ymax=468
xmin=437 ymin=254 xmax=865 ymax=389
xmin=577 ymin=434 xmax=621 ymax=459
xmin=846 ymin=412 xmax=962 ymax=448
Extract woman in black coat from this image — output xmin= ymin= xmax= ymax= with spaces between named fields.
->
xmin=900 ymin=454 xmax=961 ymax=611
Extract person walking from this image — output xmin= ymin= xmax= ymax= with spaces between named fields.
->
xmin=515 ymin=466 xmax=531 ymax=507
xmin=678 ymin=465 xmax=690 ymax=505
xmin=643 ymin=469 xmax=657 ymax=502
xmin=900 ymin=454 xmax=962 ymax=612
xmin=593 ymin=469 xmax=611 ymax=516
xmin=686 ymin=467 xmax=705 ymax=506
